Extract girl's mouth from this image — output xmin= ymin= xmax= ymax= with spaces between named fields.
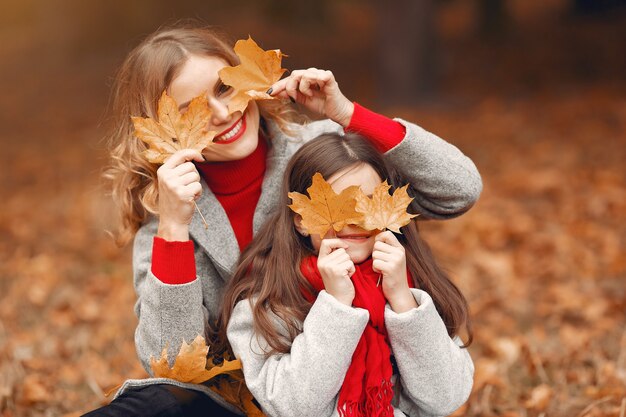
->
xmin=337 ymin=233 xmax=372 ymax=242
xmin=213 ymin=113 xmax=246 ymax=144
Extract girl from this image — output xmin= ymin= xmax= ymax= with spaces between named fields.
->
xmin=221 ymin=132 xmax=474 ymax=417
xmin=90 ymin=21 xmax=481 ymax=416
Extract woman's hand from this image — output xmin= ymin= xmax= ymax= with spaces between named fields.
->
xmin=156 ymin=149 xmax=204 ymax=241
xmin=269 ymin=68 xmax=354 ymax=127
xmin=317 ymin=239 xmax=356 ymax=306
xmin=372 ymin=231 xmax=418 ymax=313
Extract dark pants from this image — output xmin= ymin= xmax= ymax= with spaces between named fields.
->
xmin=82 ymin=384 xmax=241 ymax=417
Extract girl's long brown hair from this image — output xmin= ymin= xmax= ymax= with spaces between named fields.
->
xmin=216 ymin=132 xmax=472 ymax=356
xmin=105 ymin=22 xmax=301 ymax=246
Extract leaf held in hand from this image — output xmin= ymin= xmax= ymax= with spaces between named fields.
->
xmin=131 ymin=91 xmax=216 ymax=164
xmin=218 ymin=36 xmax=287 ymax=115
xmin=355 ymin=181 xmax=418 ymax=233
xmin=149 ymin=335 xmax=242 ymax=384
xmin=288 ymin=172 xmax=364 ymax=237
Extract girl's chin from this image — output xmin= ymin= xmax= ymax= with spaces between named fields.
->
xmin=346 ymin=251 xmax=373 ymax=265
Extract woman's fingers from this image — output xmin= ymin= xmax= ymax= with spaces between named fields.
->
xmin=172 ymin=161 xmax=199 ymax=176
xmin=162 ymin=149 xmax=204 ymax=168
xmin=185 ymin=181 xmax=203 ymax=201
xmin=178 ymin=171 xmax=201 ymax=186
xmin=269 ymin=68 xmax=334 ymax=100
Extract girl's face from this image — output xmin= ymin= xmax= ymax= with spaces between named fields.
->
xmin=306 ymin=163 xmax=382 ymax=264
xmin=168 ymin=54 xmax=261 ymax=162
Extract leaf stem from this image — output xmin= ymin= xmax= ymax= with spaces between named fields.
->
xmin=193 ymin=201 xmax=209 ymax=229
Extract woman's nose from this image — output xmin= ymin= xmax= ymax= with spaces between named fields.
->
xmin=208 ymin=98 xmax=231 ymax=126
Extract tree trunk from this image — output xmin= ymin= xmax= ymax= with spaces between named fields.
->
xmin=375 ymin=0 xmax=438 ymax=106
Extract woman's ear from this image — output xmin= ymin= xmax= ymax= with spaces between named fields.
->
xmin=293 ymin=215 xmax=309 ymax=237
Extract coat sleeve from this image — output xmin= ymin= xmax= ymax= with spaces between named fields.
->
xmin=385 ymin=119 xmax=482 ymax=219
xmin=132 ymin=219 xmax=210 ymax=373
xmin=227 ymin=291 xmax=369 ymax=417
xmin=385 ymin=289 xmax=474 ymax=417
xmin=298 ymin=117 xmax=482 ymax=219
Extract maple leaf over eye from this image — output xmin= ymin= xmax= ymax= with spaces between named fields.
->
xmin=150 ymin=335 xmax=243 ymax=384
xmin=131 ymin=91 xmax=216 ymax=164
xmin=355 ymin=181 xmax=418 ymax=233
xmin=218 ymin=36 xmax=287 ymax=115
xmin=288 ymin=172 xmax=364 ymax=237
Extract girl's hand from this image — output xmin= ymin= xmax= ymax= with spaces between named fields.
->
xmin=156 ymin=149 xmax=204 ymax=241
xmin=372 ymin=231 xmax=418 ymax=313
xmin=317 ymin=239 xmax=356 ymax=306
xmin=269 ymin=68 xmax=355 ymax=127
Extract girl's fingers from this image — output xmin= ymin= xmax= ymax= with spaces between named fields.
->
xmin=318 ymin=238 xmax=348 ymax=257
xmin=372 ymin=259 xmax=384 ymax=274
xmin=371 ymin=250 xmax=392 ymax=262
xmin=346 ymin=262 xmax=356 ymax=277
xmin=375 ymin=230 xmax=402 ymax=247
xmin=325 ymin=249 xmax=351 ymax=266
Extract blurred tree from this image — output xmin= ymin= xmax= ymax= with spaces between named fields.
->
xmin=573 ymin=0 xmax=626 ymax=14
xmin=375 ymin=0 xmax=438 ymax=105
xmin=478 ymin=0 xmax=510 ymax=38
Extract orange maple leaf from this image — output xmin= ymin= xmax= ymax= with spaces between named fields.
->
xmin=131 ymin=91 xmax=216 ymax=164
xmin=209 ymin=371 xmax=267 ymax=417
xmin=355 ymin=181 xmax=418 ymax=233
xmin=218 ymin=36 xmax=287 ymax=115
xmin=150 ymin=335 xmax=242 ymax=384
xmin=288 ymin=172 xmax=364 ymax=237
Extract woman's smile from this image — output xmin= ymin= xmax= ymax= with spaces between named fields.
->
xmin=214 ymin=113 xmax=246 ymax=144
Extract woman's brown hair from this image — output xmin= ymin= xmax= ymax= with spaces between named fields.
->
xmin=216 ymin=132 xmax=472 ymax=356
xmin=105 ymin=22 xmax=300 ymax=246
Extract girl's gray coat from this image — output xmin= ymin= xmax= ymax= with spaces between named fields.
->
xmin=114 ymin=118 xmax=482 ymax=416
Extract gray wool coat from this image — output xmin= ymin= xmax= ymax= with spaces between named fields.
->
xmin=114 ymin=117 xmax=482 ymax=415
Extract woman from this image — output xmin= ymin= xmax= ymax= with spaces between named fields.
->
xmin=86 ymin=22 xmax=481 ymax=417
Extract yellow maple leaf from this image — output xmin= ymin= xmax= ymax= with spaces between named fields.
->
xmin=288 ymin=172 xmax=364 ymax=237
xmin=131 ymin=91 xmax=216 ymax=164
xmin=218 ymin=36 xmax=287 ymax=115
xmin=149 ymin=335 xmax=242 ymax=384
xmin=209 ymin=373 xmax=267 ymax=417
xmin=355 ymin=181 xmax=418 ymax=233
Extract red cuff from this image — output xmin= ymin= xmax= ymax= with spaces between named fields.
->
xmin=151 ymin=237 xmax=197 ymax=284
xmin=345 ymin=102 xmax=406 ymax=153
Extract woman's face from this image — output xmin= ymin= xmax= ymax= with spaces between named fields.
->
xmin=306 ymin=163 xmax=382 ymax=264
xmin=168 ymin=54 xmax=261 ymax=162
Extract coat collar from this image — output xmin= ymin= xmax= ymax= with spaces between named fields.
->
xmin=189 ymin=121 xmax=300 ymax=280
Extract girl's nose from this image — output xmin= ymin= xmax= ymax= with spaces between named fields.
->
xmin=209 ymin=98 xmax=231 ymax=126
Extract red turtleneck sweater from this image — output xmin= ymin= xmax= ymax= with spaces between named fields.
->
xmin=151 ymin=103 xmax=406 ymax=284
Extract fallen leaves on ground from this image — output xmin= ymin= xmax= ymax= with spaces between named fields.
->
xmin=131 ymin=91 xmax=216 ymax=164
xmin=2 ymin=19 xmax=626 ymax=417
xmin=218 ymin=37 xmax=287 ymax=115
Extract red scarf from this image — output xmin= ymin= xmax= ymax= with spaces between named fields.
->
xmin=300 ymin=256 xmax=412 ymax=417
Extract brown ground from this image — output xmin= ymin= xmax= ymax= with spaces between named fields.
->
xmin=1 ymin=2 xmax=625 ymax=416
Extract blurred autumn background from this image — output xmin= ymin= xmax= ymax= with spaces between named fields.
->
xmin=1 ymin=0 xmax=625 ymax=416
